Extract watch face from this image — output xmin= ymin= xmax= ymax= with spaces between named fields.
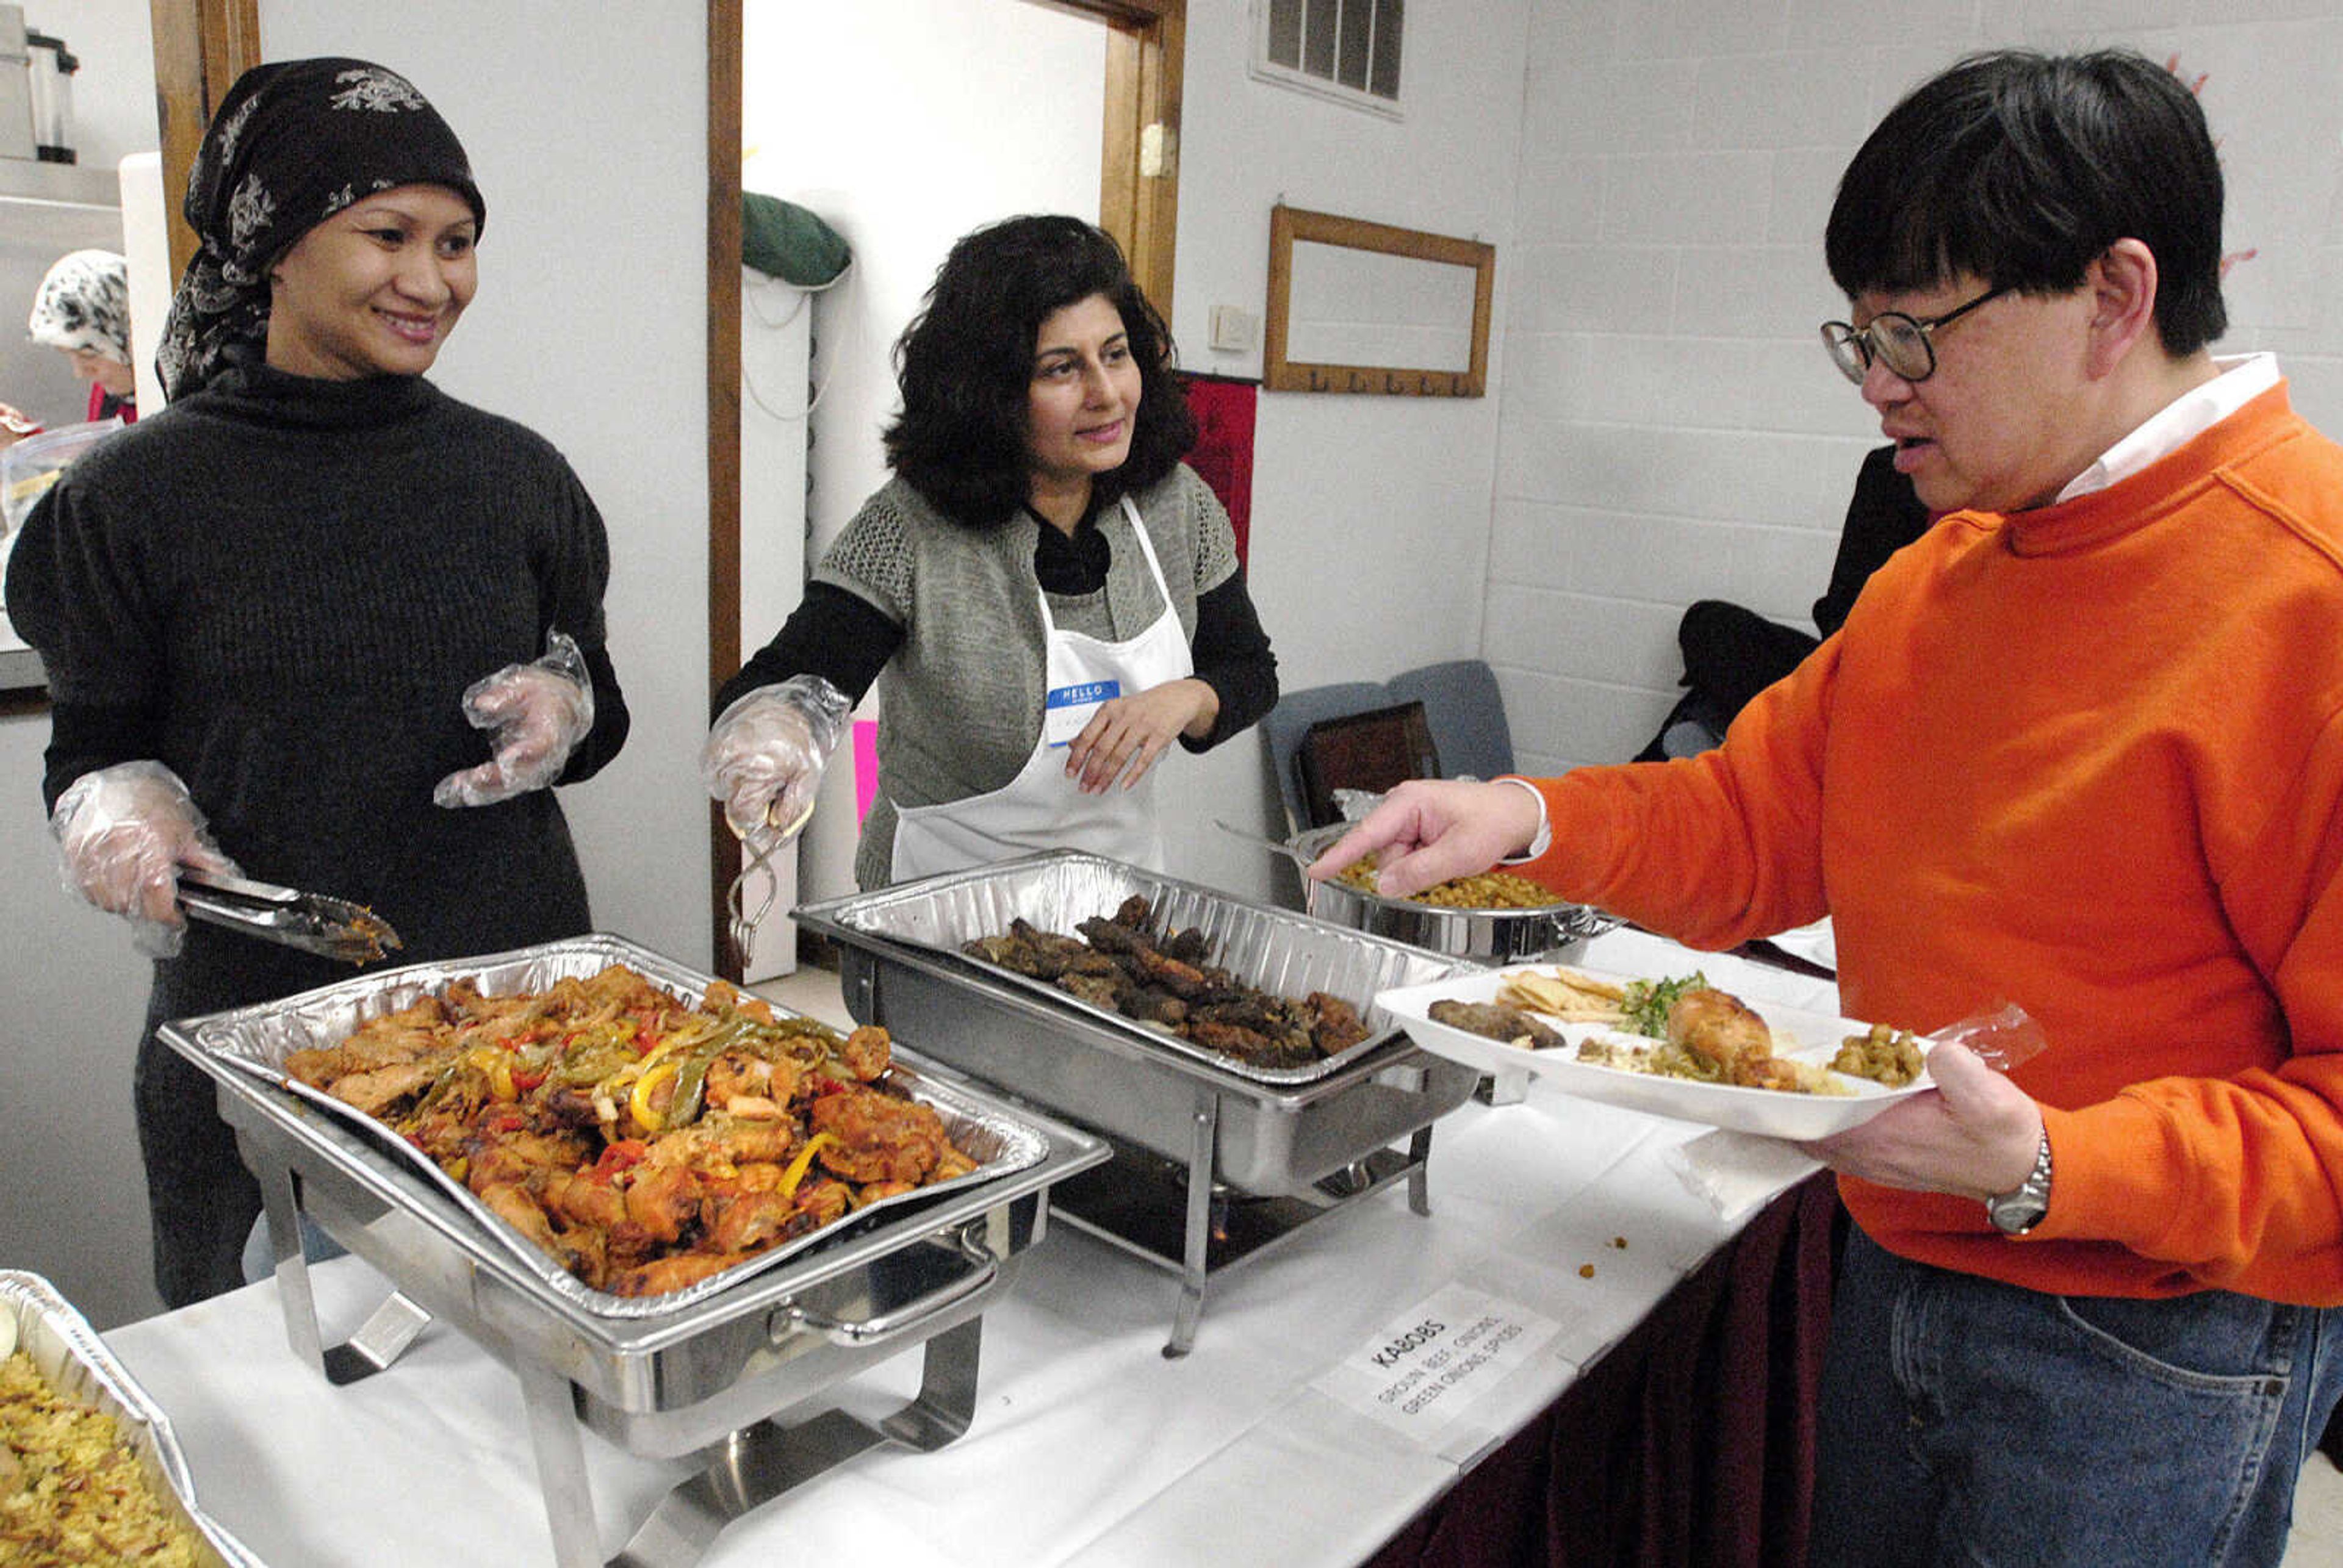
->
xmin=1988 ymin=1192 xmax=2048 ymax=1234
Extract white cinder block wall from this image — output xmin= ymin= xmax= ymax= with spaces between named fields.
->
xmin=1491 ymin=2 xmax=2343 ymax=776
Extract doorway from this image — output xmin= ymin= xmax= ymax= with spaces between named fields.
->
xmin=710 ymin=0 xmax=1188 ymax=973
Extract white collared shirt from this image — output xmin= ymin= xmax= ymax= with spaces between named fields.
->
xmin=2056 ymin=351 xmax=2280 ymax=502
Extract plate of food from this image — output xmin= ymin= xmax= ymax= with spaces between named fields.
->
xmin=1377 ymin=962 xmax=1931 ymax=1140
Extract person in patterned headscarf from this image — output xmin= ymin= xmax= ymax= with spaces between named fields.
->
xmin=2 ymin=57 xmax=632 ymax=1307
xmin=152 ymin=59 xmax=486 ymax=399
xmin=27 ymin=249 xmax=138 ymax=423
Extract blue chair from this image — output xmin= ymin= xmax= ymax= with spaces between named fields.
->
xmin=1259 ymin=660 xmax=1516 ymax=836
xmin=1387 ymin=659 xmax=1516 ymax=785
xmin=1261 ymin=680 xmax=1386 ymax=836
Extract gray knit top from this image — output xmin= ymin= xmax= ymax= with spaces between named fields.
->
xmin=812 ymin=465 xmax=1240 ymax=889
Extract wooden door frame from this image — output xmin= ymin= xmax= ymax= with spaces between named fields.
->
xmin=149 ymin=0 xmax=261 ymax=279
xmin=706 ymin=0 xmax=1187 ymax=976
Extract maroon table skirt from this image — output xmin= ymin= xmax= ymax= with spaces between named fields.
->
xmin=1367 ymin=1170 xmax=1845 ymax=1568
xmin=1367 ymin=1170 xmax=2343 ymax=1566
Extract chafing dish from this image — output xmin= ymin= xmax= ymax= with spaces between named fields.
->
xmin=1290 ymin=820 xmax=1620 ymax=966
xmin=0 ymin=1270 xmax=265 ymax=1568
xmin=158 ymin=933 xmax=1109 ymax=1568
xmin=793 ymin=851 xmax=1485 ymax=1355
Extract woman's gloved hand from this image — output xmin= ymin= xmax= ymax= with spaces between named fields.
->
xmin=434 ymin=631 xmax=596 ymax=808
xmin=51 ymin=760 xmax=242 ymax=957
xmin=700 ymin=675 xmax=851 ymax=849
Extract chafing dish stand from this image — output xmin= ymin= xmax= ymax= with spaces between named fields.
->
xmin=800 ymin=852 xmax=1482 ymax=1359
xmin=1046 ymin=1115 xmax=1435 ymax=1361
xmin=224 ymin=1088 xmax=1102 ymax=1568
xmin=162 ymin=937 xmax=1109 ymax=1568
xmin=249 ymin=1170 xmax=1003 ymax=1568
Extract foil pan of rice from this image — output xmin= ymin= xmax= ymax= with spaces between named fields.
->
xmin=0 ymin=1270 xmax=262 ymax=1567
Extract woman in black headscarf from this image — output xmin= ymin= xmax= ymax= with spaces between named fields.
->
xmin=4 ymin=58 xmax=630 ymax=1307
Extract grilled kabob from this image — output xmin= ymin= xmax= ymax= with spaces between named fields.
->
xmin=965 ymin=897 xmax=1370 ymax=1068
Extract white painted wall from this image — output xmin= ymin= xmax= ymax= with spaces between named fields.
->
xmin=1146 ymin=0 xmax=1532 ymax=901
xmin=1495 ymin=2 xmax=2343 ymax=775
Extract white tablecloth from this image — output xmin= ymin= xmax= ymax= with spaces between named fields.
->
xmin=104 ymin=932 xmax=1841 ymax=1568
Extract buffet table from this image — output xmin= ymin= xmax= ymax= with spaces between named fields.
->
xmin=103 ymin=931 xmax=1844 ymax=1567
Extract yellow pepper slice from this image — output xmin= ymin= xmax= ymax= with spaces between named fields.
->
xmin=630 ymin=1057 xmax=682 ymax=1133
xmin=777 ymin=1132 xmax=838 ymax=1203
xmin=467 ymin=1047 xmax=516 ymax=1102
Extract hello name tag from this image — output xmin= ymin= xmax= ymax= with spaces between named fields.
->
xmin=1043 ymin=680 xmax=1120 ymax=747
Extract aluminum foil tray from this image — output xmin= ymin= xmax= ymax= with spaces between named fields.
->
xmin=181 ymin=932 xmax=1046 ymax=1320
xmin=0 ymin=1270 xmax=264 ymax=1568
xmin=794 ymin=851 xmax=1480 ymax=1084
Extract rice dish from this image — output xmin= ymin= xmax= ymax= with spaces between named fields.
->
xmin=0 ymin=1349 xmax=203 ymax=1566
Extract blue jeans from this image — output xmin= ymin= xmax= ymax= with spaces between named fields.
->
xmin=1809 ymin=1227 xmax=2343 ymax=1567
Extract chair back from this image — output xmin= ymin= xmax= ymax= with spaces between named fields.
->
xmin=1295 ymin=700 xmax=1440 ymax=829
xmin=1259 ymin=660 xmax=1516 ymax=833
xmin=1387 ymin=659 xmax=1515 ymax=782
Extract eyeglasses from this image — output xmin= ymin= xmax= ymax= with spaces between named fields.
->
xmin=1819 ymin=284 xmax=2011 ymax=385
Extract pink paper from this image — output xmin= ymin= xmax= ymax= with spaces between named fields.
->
xmin=854 ymin=719 xmax=878 ymax=825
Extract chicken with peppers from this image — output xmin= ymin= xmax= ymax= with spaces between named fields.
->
xmin=284 ymin=964 xmax=976 ymax=1296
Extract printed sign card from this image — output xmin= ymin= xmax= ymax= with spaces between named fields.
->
xmin=1315 ymin=1282 xmax=1563 ymax=1444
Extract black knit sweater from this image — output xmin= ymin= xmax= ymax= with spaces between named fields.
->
xmin=4 ymin=362 xmax=629 ymax=1015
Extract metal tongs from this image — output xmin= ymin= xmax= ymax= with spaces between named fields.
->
xmin=178 ymin=866 xmax=404 ymax=965
xmin=727 ymin=797 xmax=813 ymax=971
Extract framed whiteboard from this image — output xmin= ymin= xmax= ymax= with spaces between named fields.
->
xmin=1263 ymin=205 xmax=1494 ymax=396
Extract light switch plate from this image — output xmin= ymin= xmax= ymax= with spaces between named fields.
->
xmin=1209 ymin=304 xmax=1258 ymax=353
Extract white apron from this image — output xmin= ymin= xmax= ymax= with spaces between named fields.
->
xmin=891 ymin=496 xmax=1194 ymax=881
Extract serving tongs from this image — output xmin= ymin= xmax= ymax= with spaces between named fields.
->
xmin=727 ymin=796 xmax=813 ymax=971
xmin=178 ymin=866 xmax=403 ymax=965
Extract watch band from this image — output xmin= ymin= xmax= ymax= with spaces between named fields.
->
xmin=1986 ymin=1129 xmax=2053 ymax=1235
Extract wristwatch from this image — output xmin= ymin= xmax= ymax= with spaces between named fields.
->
xmin=1985 ymin=1130 xmax=2053 ymax=1235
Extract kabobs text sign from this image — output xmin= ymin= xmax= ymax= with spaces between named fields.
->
xmin=1317 ymin=1282 xmax=1562 ymax=1445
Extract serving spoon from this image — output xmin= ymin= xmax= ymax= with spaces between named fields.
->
xmin=1212 ymin=818 xmax=1320 ymax=870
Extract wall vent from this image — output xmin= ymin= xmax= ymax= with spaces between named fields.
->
xmin=1251 ymin=0 xmax=1404 ymax=120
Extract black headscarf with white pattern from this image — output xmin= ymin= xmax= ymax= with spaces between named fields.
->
xmin=28 ymin=250 xmax=133 ymax=364
xmin=156 ymin=58 xmax=485 ymax=400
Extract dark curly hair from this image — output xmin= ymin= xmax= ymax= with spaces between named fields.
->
xmin=884 ymin=215 xmax=1195 ymax=529
xmin=1826 ymin=49 xmax=2226 ymax=357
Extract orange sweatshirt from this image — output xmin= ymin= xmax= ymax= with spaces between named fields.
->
xmin=1520 ymin=384 xmax=2343 ymax=1306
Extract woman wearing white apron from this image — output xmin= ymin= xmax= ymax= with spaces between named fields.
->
xmin=705 ymin=215 xmax=1278 ymax=891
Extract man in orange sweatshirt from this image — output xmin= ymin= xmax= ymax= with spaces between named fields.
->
xmin=1314 ymin=48 xmax=2343 ymax=1567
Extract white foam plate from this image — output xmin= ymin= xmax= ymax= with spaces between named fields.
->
xmin=1377 ymin=962 xmax=1931 ymax=1140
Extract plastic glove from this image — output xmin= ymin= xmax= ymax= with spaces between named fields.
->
xmin=700 ymin=675 xmax=851 ymax=849
xmin=51 ymin=760 xmax=242 ymax=958
xmin=433 ymin=630 xmax=596 ymax=808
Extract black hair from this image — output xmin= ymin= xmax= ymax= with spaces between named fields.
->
xmin=1824 ymin=49 xmax=2226 ymax=356
xmin=884 ymin=214 xmax=1195 ymax=528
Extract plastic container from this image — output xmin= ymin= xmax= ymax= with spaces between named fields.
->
xmin=1 ymin=415 xmax=119 ymax=534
